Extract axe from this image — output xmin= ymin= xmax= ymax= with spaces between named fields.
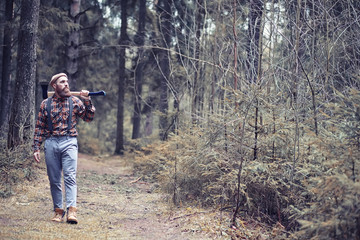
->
xmin=40 ymin=82 xmax=106 ymax=99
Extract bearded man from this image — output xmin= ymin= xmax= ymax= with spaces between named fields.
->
xmin=33 ymin=73 xmax=96 ymax=224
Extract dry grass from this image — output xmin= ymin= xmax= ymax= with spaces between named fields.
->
xmin=0 ymin=153 xmax=234 ymax=240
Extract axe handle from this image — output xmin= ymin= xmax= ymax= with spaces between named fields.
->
xmin=47 ymin=90 xmax=106 ymax=98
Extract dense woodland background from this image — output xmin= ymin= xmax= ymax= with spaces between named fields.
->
xmin=0 ymin=0 xmax=360 ymax=239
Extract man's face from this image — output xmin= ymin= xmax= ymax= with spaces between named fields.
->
xmin=53 ymin=76 xmax=71 ymax=98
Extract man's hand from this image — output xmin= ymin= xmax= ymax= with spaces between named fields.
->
xmin=34 ymin=150 xmax=41 ymax=163
xmin=79 ymin=90 xmax=91 ymax=101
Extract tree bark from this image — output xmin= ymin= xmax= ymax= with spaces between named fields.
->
xmin=115 ymin=0 xmax=128 ymax=155
xmin=191 ymin=0 xmax=205 ymax=124
xmin=247 ymin=0 xmax=263 ymax=160
xmin=8 ymin=0 xmax=40 ymax=148
xmin=66 ymin=0 xmax=81 ymax=88
xmin=157 ymin=0 xmax=172 ymax=140
xmin=248 ymin=0 xmax=263 ymax=85
xmin=132 ymin=0 xmax=146 ymax=139
xmin=291 ymin=0 xmax=302 ymax=182
xmin=0 ymin=0 xmax=14 ymax=131
xmin=233 ymin=0 xmax=238 ymax=91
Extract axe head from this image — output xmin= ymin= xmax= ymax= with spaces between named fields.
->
xmin=40 ymin=82 xmax=49 ymax=99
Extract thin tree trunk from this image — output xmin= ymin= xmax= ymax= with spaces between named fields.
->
xmin=248 ymin=0 xmax=263 ymax=160
xmin=254 ymin=100 xmax=259 ymax=160
xmin=210 ymin=0 xmax=222 ymax=115
xmin=248 ymin=0 xmax=263 ymax=85
xmin=324 ymin=0 xmax=330 ymax=89
xmin=157 ymin=0 xmax=172 ymax=140
xmin=232 ymin=102 xmax=252 ymax=226
xmin=270 ymin=0 xmax=277 ymax=161
xmin=191 ymin=0 xmax=204 ymax=124
xmin=115 ymin=0 xmax=128 ymax=155
xmin=0 ymin=0 xmax=14 ymax=131
xmin=272 ymin=108 xmax=276 ymax=160
xmin=143 ymin=89 xmax=156 ymax=137
xmin=291 ymin=0 xmax=302 ymax=182
xmin=233 ymin=0 xmax=238 ymax=92
xmin=8 ymin=0 xmax=40 ymax=148
xmin=310 ymin=0 xmax=319 ymax=136
xmin=144 ymin=111 xmax=153 ymax=136
xmin=66 ymin=0 xmax=81 ymax=88
xmin=293 ymin=0 xmax=301 ymax=102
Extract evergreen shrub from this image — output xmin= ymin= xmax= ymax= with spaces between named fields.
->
xmin=133 ymin=88 xmax=360 ymax=239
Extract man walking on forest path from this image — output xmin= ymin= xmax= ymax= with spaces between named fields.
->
xmin=33 ymin=73 xmax=96 ymax=224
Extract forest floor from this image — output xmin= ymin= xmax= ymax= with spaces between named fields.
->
xmin=0 ymin=153 xmax=239 ymax=240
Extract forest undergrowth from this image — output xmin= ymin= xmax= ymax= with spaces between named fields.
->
xmin=132 ymin=87 xmax=360 ymax=240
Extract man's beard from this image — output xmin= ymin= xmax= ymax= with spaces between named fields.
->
xmin=57 ymin=87 xmax=71 ymax=98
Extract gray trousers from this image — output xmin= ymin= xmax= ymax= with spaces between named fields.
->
xmin=44 ymin=136 xmax=78 ymax=210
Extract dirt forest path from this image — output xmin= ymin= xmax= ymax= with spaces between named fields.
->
xmin=0 ymin=153 xmax=223 ymax=240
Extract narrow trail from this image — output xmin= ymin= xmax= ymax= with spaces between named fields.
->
xmin=0 ymin=153 xmax=222 ymax=240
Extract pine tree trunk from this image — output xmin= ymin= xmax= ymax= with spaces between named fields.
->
xmin=132 ymin=0 xmax=146 ymax=140
xmin=66 ymin=0 xmax=81 ymax=88
xmin=291 ymin=0 xmax=302 ymax=182
xmin=248 ymin=0 xmax=263 ymax=85
xmin=0 ymin=0 xmax=14 ymax=131
xmin=157 ymin=0 xmax=172 ymax=140
xmin=7 ymin=0 xmax=40 ymax=148
xmin=191 ymin=0 xmax=204 ymax=124
xmin=115 ymin=0 xmax=128 ymax=155
xmin=248 ymin=0 xmax=263 ymax=160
